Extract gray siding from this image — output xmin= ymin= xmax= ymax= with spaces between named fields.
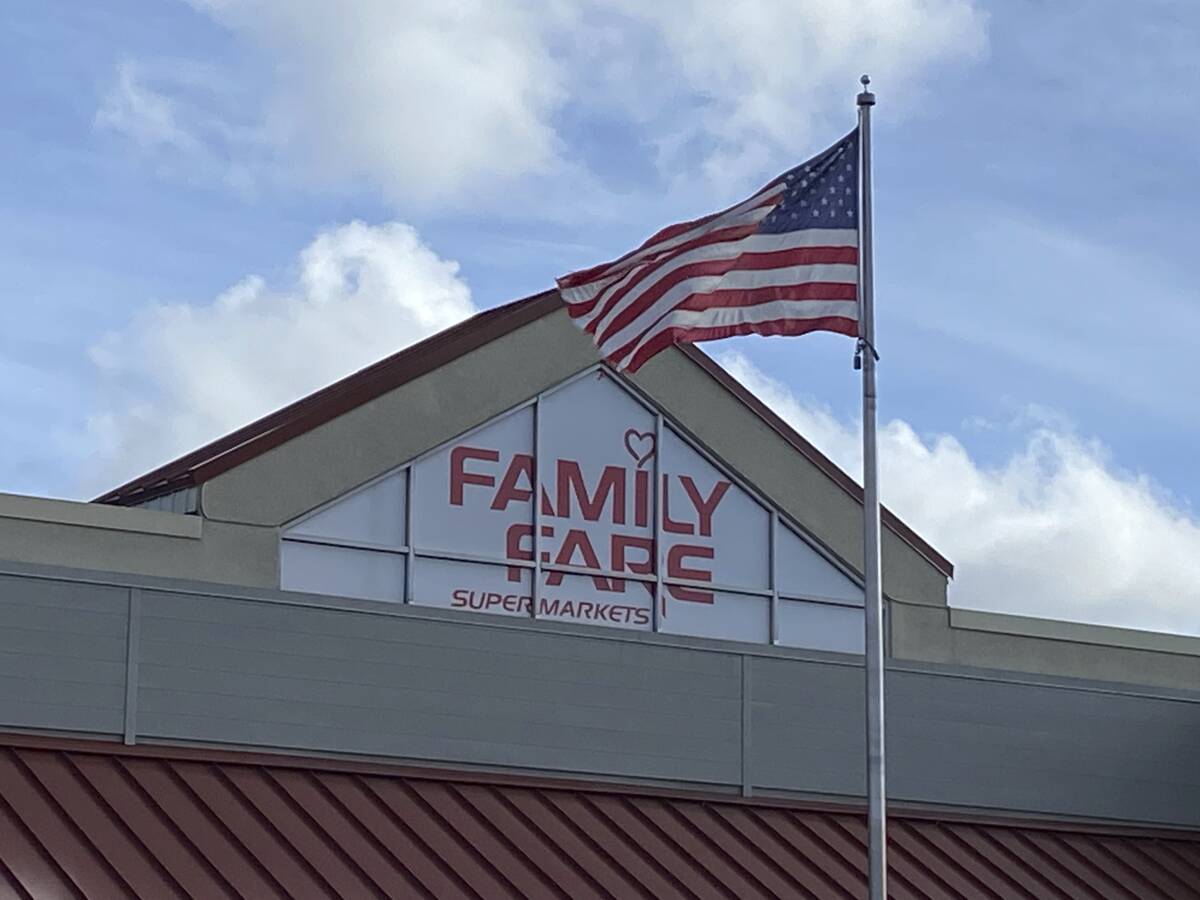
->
xmin=887 ymin=669 xmax=1200 ymax=823
xmin=750 ymin=658 xmax=1200 ymax=824
xmin=136 ymin=589 xmax=742 ymax=785
xmin=0 ymin=573 xmax=128 ymax=734
xmin=1 ymin=561 xmax=1200 ymax=829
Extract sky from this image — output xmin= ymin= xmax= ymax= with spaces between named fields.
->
xmin=3 ymin=0 xmax=1199 ymax=634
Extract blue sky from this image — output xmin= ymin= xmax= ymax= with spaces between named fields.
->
xmin=3 ymin=1 xmax=1199 ymax=631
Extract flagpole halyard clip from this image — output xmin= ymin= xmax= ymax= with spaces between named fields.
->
xmin=853 ymin=337 xmax=880 ymax=371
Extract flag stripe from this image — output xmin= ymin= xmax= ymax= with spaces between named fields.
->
xmin=603 ymin=290 xmax=857 ymax=366
xmin=677 ymin=281 xmax=858 ymax=310
xmin=595 ymin=263 xmax=858 ymax=358
xmin=570 ymin=223 xmax=762 ymax=325
xmin=619 ymin=303 xmax=858 ymax=372
xmin=589 ymin=244 xmax=858 ymax=344
xmin=557 ymin=184 xmax=785 ymax=292
xmin=572 ymin=227 xmax=857 ymax=333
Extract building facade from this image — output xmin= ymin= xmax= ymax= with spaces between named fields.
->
xmin=2 ymin=291 xmax=1199 ymax=897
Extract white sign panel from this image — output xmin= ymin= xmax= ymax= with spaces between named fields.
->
xmin=282 ymin=368 xmax=865 ymax=652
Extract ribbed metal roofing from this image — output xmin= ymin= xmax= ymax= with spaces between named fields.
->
xmin=0 ymin=738 xmax=1196 ymax=899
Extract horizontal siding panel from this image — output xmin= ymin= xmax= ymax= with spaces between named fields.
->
xmin=135 ymin=708 xmax=739 ymax=783
xmin=138 ymin=591 xmax=743 ymax=784
xmin=138 ymin=628 xmax=739 ymax=710
xmin=137 ymin=664 xmax=739 ymax=741
xmin=0 ymin=576 xmax=127 ymax=735
xmin=142 ymin=593 xmax=741 ymax=696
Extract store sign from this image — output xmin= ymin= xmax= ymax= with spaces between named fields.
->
xmin=283 ymin=369 xmax=864 ymax=652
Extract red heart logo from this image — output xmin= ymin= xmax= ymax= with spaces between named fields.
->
xmin=623 ymin=429 xmax=656 ymax=469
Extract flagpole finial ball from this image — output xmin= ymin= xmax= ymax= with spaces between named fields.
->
xmin=857 ymin=74 xmax=875 ymax=106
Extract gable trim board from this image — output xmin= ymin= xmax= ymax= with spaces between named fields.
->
xmin=93 ymin=289 xmax=952 ymax=581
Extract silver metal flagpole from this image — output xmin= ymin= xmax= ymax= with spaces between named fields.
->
xmin=856 ymin=73 xmax=887 ymax=900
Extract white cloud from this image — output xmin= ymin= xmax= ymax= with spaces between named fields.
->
xmin=607 ymin=0 xmax=987 ymax=187
xmin=718 ymin=351 xmax=1200 ymax=636
xmin=96 ymin=61 xmax=203 ymax=156
xmin=95 ymin=58 xmax=266 ymax=192
xmin=181 ymin=0 xmax=568 ymax=205
xmin=105 ymin=0 xmax=986 ymax=206
xmin=86 ymin=221 xmax=476 ymax=492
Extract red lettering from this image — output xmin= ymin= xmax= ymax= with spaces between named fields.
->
xmin=662 ymin=475 xmax=693 ymax=534
xmin=451 ymin=589 xmax=469 ymax=608
xmin=545 ymin=529 xmax=612 ymax=590
xmin=680 ymin=477 xmax=730 ymax=537
xmin=557 ymin=461 xmax=626 ymax=524
xmin=450 ymin=446 xmax=498 ymax=505
xmin=667 ymin=544 xmax=715 ymax=604
xmin=611 ymin=534 xmax=654 ymax=595
xmin=634 ymin=469 xmax=651 ymax=528
xmin=505 ymin=523 xmax=532 ymax=582
xmin=491 ymin=454 xmax=533 ymax=510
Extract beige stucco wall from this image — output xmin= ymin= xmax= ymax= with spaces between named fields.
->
xmin=630 ymin=347 xmax=947 ymax=610
xmin=199 ymin=311 xmax=600 ymax=529
xmin=892 ymin=601 xmax=1200 ymax=690
xmin=0 ymin=492 xmax=277 ymax=588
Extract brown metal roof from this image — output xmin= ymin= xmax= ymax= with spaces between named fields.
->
xmin=0 ymin=735 xmax=1195 ymax=899
xmin=93 ymin=289 xmax=951 ymax=577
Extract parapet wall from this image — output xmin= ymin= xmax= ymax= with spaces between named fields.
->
xmin=2 ymin=558 xmax=1199 ymax=829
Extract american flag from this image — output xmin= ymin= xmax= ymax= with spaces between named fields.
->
xmin=557 ymin=130 xmax=860 ymax=372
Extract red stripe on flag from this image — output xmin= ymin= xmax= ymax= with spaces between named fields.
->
xmin=619 ymin=315 xmax=859 ymax=373
xmin=676 ymin=281 xmax=858 ymax=310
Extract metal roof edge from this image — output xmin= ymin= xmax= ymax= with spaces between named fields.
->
xmin=93 ymin=289 xmax=562 ymax=506
xmin=678 ymin=344 xmax=954 ymax=579
xmin=1 ymin=729 xmax=1194 ymax=841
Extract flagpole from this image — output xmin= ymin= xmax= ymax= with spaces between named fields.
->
xmin=856 ymin=73 xmax=887 ymax=900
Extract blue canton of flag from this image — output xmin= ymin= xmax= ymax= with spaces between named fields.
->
xmin=759 ymin=132 xmax=858 ymax=232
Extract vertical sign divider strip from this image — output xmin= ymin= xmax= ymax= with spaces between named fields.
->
xmin=653 ymin=412 xmax=664 ymax=632
xmin=770 ymin=512 xmax=779 ymax=645
xmin=532 ymin=394 xmax=543 ymax=619
xmin=741 ymin=653 xmax=753 ymax=797
xmin=123 ymin=587 xmax=141 ymax=745
xmin=405 ymin=468 xmax=415 ymax=602
xmin=404 ymin=466 xmax=414 ymax=603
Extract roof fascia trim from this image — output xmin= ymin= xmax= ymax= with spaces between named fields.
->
xmin=678 ymin=344 xmax=953 ymax=579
